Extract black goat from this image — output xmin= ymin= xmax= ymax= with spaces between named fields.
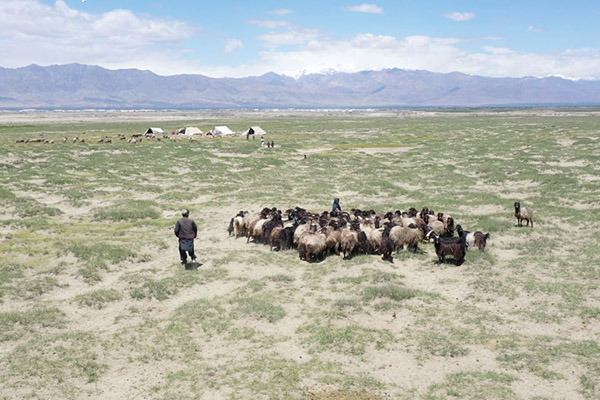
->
xmin=380 ymin=225 xmax=394 ymax=263
xmin=427 ymin=231 xmax=467 ymax=266
xmin=227 ymin=217 xmax=234 ymax=236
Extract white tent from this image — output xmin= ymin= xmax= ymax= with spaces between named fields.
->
xmin=211 ymin=126 xmax=235 ymax=136
xmin=244 ymin=126 xmax=267 ymax=136
xmin=145 ymin=127 xmax=165 ymax=134
xmin=178 ymin=126 xmax=203 ymax=136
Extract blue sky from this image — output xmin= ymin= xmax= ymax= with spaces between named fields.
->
xmin=1 ymin=0 xmax=599 ymax=79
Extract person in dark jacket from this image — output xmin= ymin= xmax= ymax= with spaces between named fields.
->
xmin=332 ymin=198 xmax=342 ymax=212
xmin=174 ymin=209 xmax=198 ymax=265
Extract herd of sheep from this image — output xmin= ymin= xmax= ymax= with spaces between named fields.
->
xmin=227 ymin=203 xmax=533 ymax=265
xmin=15 ymin=132 xmax=201 ymax=144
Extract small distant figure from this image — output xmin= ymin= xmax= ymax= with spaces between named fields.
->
xmin=271 ymin=140 xmax=274 ymax=148
xmin=303 ymin=154 xmax=307 ymax=159
xmin=174 ymin=209 xmax=199 ymax=266
xmin=260 ymin=137 xmax=265 ymax=146
xmin=332 ymin=198 xmax=342 ymax=212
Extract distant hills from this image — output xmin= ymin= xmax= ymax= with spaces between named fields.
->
xmin=1 ymin=63 xmax=599 ymax=109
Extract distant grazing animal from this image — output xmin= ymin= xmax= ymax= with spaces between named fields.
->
xmin=514 ymin=201 xmax=535 ymax=227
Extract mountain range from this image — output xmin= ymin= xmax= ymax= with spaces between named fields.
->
xmin=1 ymin=63 xmax=599 ymax=109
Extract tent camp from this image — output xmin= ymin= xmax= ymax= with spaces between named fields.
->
xmin=244 ymin=126 xmax=267 ymax=136
xmin=178 ymin=126 xmax=204 ymax=136
xmin=145 ymin=127 xmax=165 ymax=135
xmin=211 ymin=126 xmax=235 ymax=136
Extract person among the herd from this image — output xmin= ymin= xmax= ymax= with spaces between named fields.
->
xmin=332 ymin=198 xmax=342 ymax=213
xmin=174 ymin=209 xmax=199 ymax=265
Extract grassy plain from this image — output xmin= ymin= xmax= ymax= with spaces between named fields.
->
xmin=0 ymin=109 xmax=599 ymax=399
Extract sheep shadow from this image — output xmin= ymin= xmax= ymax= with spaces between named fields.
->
xmin=433 ymin=258 xmax=464 ymax=267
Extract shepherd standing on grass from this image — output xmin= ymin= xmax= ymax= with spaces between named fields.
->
xmin=174 ymin=209 xmax=199 ymax=265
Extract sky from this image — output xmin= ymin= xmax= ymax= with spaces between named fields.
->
xmin=1 ymin=0 xmax=600 ymax=80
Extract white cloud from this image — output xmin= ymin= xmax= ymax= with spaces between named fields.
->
xmin=268 ymin=9 xmax=293 ymax=16
xmin=199 ymin=33 xmax=600 ymax=81
xmin=1 ymin=1 xmax=600 ymax=81
xmin=528 ymin=26 xmax=546 ymax=32
xmin=443 ymin=12 xmax=475 ymax=21
xmin=257 ymin=29 xmax=320 ymax=47
xmin=0 ymin=0 xmax=194 ymax=74
xmin=483 ymin=46 xmax=511 ymax=55
xmin=347 ymin=3 xmax=384 ymax=14
xmin=250 ymin=19 xmax=292 ymax=29
xmin=482 ymin=36 xmax=505 ymax=41
xmin=224 ymin=39 xmax=243 ymax=54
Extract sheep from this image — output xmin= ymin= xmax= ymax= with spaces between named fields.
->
xmin=389 ymin=224 xmax=425 ymax=253
xmin=340 ymin=229 xmax=359 ymax=259
xmin=279 ymin=224 xmax=298 ymax=251
xmin=233 ymin=211 xmax=248 ymax=238
xmin=357 ymin=230 xmax=370 ymax=254
xmin=247 ymin=215 xmax=271 ymax=244
xmin=297 ymin=224 xmax=327 ymax=262
xmin=293 ymin=221 xmax=313 ymax=247
xmin=425 ymin=214 xmax=445 ymax=236
xmin=438 ymin=212 xmax=455 ymax=235
xmin=244 ymin=208 xmax=270 ymax=241
xmin=514 ymin=201 xmax=535 ymax=227
xmin=261 ymin=212 xmax=283 ymax=244
xmin=323 ymin=223 xmax=342 ymax=256
xmin=270 ymin=216 xmax=299 ymax=251
xmin=361 ymin=219 xmax=383 ymax=254
xmin=269 ymin=226 xmax=284 ymax=251
xmin=456 ymin=225 xmax=490 ymax=251
xmin=426 ymin=231 xmax=467 ymax=266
